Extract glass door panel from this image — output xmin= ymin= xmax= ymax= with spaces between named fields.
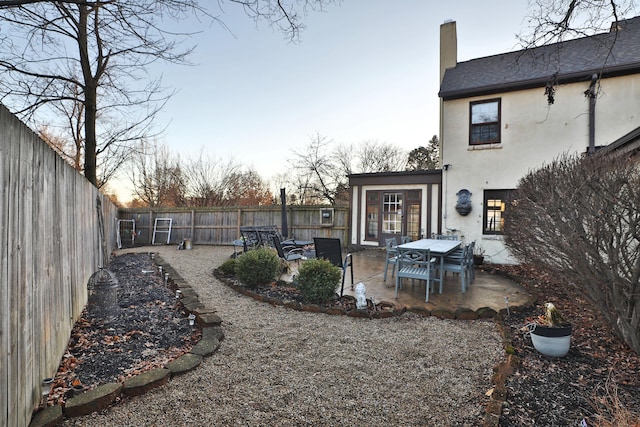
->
xmin=382 ymin=193 xmax=403 ymax=236
xmin=406 ymin=203 xmax=421 ymax=241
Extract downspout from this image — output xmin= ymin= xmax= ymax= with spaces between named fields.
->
xmin=588 ymin=73 xmax=598 ymax=154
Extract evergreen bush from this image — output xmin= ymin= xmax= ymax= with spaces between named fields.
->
xmin=297 ymin=258 xmax=341 ymax=304
xmin=236 ymin=248 xmax=280 ymax=288
xmin=217 ymin=259 xmax=238 ymax=276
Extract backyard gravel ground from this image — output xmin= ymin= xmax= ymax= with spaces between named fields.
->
xmin=62 ymin=245 xmax=503 ymax=427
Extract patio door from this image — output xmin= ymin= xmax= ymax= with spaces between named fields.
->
xmin=381 ymin=192 xmax=403 ymax=242
xmin=364 ymin=190 xmax=423 ymax=244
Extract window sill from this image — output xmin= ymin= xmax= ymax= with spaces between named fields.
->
xmin=468 ymin=143 xmax=502 ymax=151
xmin=481 ymin=234 xmax=504 ymax=240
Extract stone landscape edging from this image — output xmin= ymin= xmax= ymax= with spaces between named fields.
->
xmin=29 ymin=255 xmax=223 ymax=427
xmin=218 ymin=271 xmax=534 ymax=322
xmin=30 ymin=254 xmax=535 ymax=427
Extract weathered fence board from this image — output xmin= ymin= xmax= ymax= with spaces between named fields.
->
xmin=118 ymin=206 xmax=350 ymax=247
xmin=0 ymin=105 xmax=118 ymax=427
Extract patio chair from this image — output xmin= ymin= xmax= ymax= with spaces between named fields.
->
xmin=239 ymin=226 xmax=261 ymax=252
xmin=272 ymin=235 xmax=305 ymax=264
xmin=395 ymin=247 xmax=437 ymax=303
xmin=441 ymin=244 xmax=470 ymax=293
xmin=313 ymin=237 xmax=353 ymax=297
xmin=443 ymin=241 xmax=475 ymax=286
xmin=383 ymin=237 xmax=399 ymax=283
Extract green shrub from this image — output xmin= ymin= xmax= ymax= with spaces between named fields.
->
xmin=235 ymin=248 xmax=280 ymax=288
xmin=217 ymin=259 xmax=237 ymax=276
xmin=297 ymin=258 xmax=341 ymax=304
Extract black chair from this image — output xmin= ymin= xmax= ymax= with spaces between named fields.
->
xmin=313 ymin=237 xmax=353 ymax=297
xmin=239 ymin=226 xmax=260 ymax=252
xmin=272 ymin=235 xmax=305 ymax=263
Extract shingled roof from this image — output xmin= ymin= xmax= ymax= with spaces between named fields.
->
xmin=439 ymin=16 xmax=640 ymax=100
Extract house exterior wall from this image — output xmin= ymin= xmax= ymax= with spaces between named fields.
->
xmin=441 ymin=74 xmax=640 ymax=264
xmin=349 ymin=180 xmax=441 ymax=247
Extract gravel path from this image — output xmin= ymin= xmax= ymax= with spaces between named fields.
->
xmin=63 ymin=245 xmax=504 ymax=427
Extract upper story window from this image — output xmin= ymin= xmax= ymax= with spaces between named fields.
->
xmin=470 ymin=99 xmax=501 ymax=145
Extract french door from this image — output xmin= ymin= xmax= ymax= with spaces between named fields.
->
xmin=366 ymin=190 xmax=422 ymax=244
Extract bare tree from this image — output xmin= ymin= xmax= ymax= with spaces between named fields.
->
xmin=228 ymin=0 xmax=337 ymax=41
xmin=520 ymin=0 xmax=636 ymax=47
xmin=226 ymin=168 xmax=274 ymax=206
xmin=289 ymin=134 xmax=409 ymax=205
xmin=127 ymin=140 xmax=185 ymax=207
xmin=355 ymin=140 xmax=408 ymax=173
xmin=291 ymin=133 xmax=342 ymax=205
xmin=0 ymin=0 xmax=337 ymax=188
xmin=504 ymin=153 xmax=640 ymax=354
xmin=0 ymin=1 xmax=209 ymax=187
xmin=407 ymin=135 xmax=439 ymax=170
xmin=38 ymin=124 xmax=82 ymax=172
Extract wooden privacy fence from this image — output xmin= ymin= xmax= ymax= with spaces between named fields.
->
xmin=117 ymin=206 xmax=349 ymax=247
xmin=0 ymin=105 xmax=119 ymax=427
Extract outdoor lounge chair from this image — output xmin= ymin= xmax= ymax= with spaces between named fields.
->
xmin=272 ymin=235 xmax=305 ymax=263
xmin=313 ymin=237 xmax=353 ymax=297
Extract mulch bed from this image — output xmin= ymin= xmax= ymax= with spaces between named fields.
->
xmin=47 ymin=254 xmax=640 ymax=426
xmin=488 ymin=264 xmax=640 ymax=426
xmin=46 ymin=253 xmax=199 ymax=406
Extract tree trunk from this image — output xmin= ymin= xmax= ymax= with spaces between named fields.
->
xmin=78 ymin=5 xmax=98 ymax=187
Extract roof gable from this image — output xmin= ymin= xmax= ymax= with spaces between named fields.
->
xmin=439 ymin=16 xmax=640 ymax=100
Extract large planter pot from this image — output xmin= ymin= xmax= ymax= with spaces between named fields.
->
xmin=529 ymin=324 xmax=572 ymax=357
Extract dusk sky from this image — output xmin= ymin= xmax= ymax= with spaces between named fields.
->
xmin=115 ymin=1 xmax=535 ymax=199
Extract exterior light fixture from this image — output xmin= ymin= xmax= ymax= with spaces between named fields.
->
xmin=188 ymin=314 xmax=196 ymax=327
xmin=164 ymin=272 xmax=169 ymax=285
xmin=158 ymin=265 xmax=163 ymax=274
xmin=175 ymin=290 xmax=182 ymax=299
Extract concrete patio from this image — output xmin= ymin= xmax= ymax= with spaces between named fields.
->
xmin=308 ymin=248 xmax=534 ymax=313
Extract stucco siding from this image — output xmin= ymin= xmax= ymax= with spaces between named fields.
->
xmin=441 ymin=74 xmax=640 ymax=264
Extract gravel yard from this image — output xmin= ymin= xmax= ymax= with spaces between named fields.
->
xmin=62 ymin=245 xmax=503 ymax=427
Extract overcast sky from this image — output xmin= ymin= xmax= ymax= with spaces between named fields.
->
xmin=113 ymin=0 xmax=535 ymax=199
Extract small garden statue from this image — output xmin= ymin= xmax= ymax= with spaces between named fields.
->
xmin=355 ymin=282 xmax=367 ymax=310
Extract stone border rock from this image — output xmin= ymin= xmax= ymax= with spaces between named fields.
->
xmin=29 ymin=255 xmax=224 ymax=427
xmin=217 ymin=271 xmax=534 ymax=322
xmin=29 ymin=255 xmax=534 ymax=427
xmin=218 ymin=268 xmax=536 ymax=427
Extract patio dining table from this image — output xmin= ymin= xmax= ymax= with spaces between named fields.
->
xmin=397 ymin=238 xmax=462 ymax=294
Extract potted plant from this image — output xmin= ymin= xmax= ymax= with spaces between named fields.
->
xmin=527 ymin=302 xmax=572 ymax=357
xmin=473 ymin=244 xmax=485 ymax=265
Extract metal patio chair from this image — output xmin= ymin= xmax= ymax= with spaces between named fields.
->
xmin=313 ymin=237 xmax=353 ymax=297
xmin=383 ymin=237 xmax=399 ymax=282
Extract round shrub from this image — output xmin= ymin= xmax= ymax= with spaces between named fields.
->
xmin=217 ymin=259 xmax=237 ymax=276
xmin=235 ymin=248 xmax=280 ymax=288
xmin=297 ymin=258 xmax=341 ymax=304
